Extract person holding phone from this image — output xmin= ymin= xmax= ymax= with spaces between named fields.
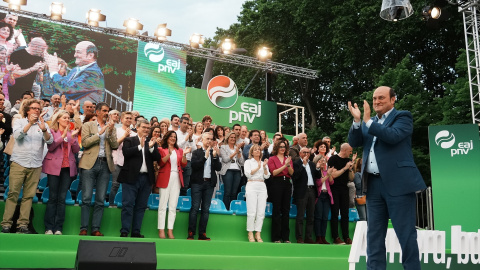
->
xmin=1 ymin=99 xmax=52 ymax=234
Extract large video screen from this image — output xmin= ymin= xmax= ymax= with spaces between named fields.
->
xmin=0 ymin=12 xmax=187 ymax=119
xmin=0 ymin=12 xmax=137 ymax=108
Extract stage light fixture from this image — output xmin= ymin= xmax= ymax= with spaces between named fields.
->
xmin=422 ymin=5 xmax=442 ymax=20
xmin=221 ymin=39 xmax=236 ymax=54
xmin=189 ymin=33 xmax=204 ymax=48
xmin=49 ymin=2 xmax=65 ymax=21
xmin=3 ymin=0 xmax=27 ymax=11
xmin=380 ymin=0 xmax=414 ymax=22
xmin=154 ymin=24 xmax=172 ymax=41
xmin=257 ymin=47 xmax=272 ymax=61
xmin=123 ymin=18 xmax=143 ymax=35
xmin=86 ymin=9 xmax=106 ymax=27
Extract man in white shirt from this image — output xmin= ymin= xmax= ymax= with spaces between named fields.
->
xmin=4 ymin=14 xmax=26 ymax=49
xmin=176 ymin=116 xmax=196 ymax=196
xmin=109 ymin=111 xmax=136 ymax=203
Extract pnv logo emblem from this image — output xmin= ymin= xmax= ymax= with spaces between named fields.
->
xmin=435 ymin=130 xmax=473 ymax=157
xmin=207 ymin=76 xmax=238 ymax=109
xmin=144 ymin=43 xmax=165 ymax=63
xmin=435 ymin=130 xmax=455 ymax=149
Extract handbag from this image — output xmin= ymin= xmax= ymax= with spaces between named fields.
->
xmin=355 ymin=195 xmax=366 ymax=205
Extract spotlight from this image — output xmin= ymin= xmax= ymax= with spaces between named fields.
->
xmin=189 ymin=33 xmax=204 ymax=48
xmin=86 ymin=9 xmax=106 ymax=27
xmin=3 ymin=0 xmax=27 ymax=11
xmin=380 ymin=0 xmax=414 ymax=22
xmin=49 ymin=2 xmax=65 ymax=21
xmin=257 ymin=47 xmax=272 ymax=61
xmin=154 ymin=24 xmax=171 ymax=41
xmin=422 ymin=5 xmax=442 ymax=20
xmin=221 ymin=39 xmax=236 ymax=54
xmin=123 ymin=18 xmax=143 ymax=35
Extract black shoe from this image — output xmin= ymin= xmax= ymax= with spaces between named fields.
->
xmin=131 ymin=232 xmax=144 ymax=238
xmin=187 ymin=231 xmax=194 ymax=240
xmin=1 ymin=226 xmax=10 ymax=233
xmin=16 ymin=226 xmax=32 ymax=234
xmin=198 ymin=233 xmax=211 ymax=241
xmin=120 ymin=232 xmax=128 ymax=237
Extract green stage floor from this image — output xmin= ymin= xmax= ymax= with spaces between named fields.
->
xmin=0 ymin=202 xmax=355 ymax=269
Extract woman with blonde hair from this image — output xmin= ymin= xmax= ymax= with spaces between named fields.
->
xmin=219 ymin=131 xmax=245 ymax=210
xmin=42 ymin=110 xmax=80 ymax=235
xmin=244 ymin=144 xmax=270 ymax=242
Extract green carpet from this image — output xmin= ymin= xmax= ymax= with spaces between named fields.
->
xmin=0 ymin=202 xmax=355 ymax=269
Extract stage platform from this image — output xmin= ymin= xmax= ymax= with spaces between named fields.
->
xmin=0 ymin=202 xmax=355 ymax=269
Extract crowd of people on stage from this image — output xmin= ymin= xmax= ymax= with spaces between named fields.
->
xmin=0 ymin=91 xmax=367 ymax=244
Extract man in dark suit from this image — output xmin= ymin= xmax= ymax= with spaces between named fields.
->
xmin=292 ymin=147 xmax=321 ymax=243
xmin=348 ymin=86 xmax=426 ymax=270
xmin=44 ymin=41 xmax=105 ymax=105
xmin=119 ymin=119 xmax=160 ymax=237
xmin=188 ymin=133 xmax=221 ymax=240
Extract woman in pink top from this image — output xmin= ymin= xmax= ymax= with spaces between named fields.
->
xmin=42 ymin=110 xmax=80 ymax=235
xmin=312 ymin=143 xmax=335 ymax=244
xmin=267 ymin=138 xmax=293 ymax=243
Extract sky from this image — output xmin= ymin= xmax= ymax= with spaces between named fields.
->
xmin=16 ymin=0 xmax=247 ymax=44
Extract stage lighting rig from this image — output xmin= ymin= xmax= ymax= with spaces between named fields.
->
xmin=257 ymin=47 xmax=272 ymax=61
xmin=189 ymin=33 xmax=204 ymax=48
xmin=86 ymin=9 xmax=106 ymax=27
xmin=380 ymin=0 xmax=414 ymax=21
xmin=123 ymin=18 xmax=143 ymax=35
xmin=154 ymin=24 xmax=171 ymax=41
xmin=3 ymin=0 xmax=26 ymax=11
xmin=221 ymin=39 xmax=236 ymax=54
xmin=49 ymin=2 xmax=65 ymax=21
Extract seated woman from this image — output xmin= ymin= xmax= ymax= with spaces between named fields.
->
xmin=156 ymin=130 xmax=189 ymax=239
xmin=42 ymin=110 xmax=80 ymax=235
xmin=244 ymin=144 xmax=270 ymax=242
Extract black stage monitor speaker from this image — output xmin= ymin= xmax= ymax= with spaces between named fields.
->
xmin=75 ymin=240 xmax=157 ymax=270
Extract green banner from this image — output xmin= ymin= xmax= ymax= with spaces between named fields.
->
xmin=186 ymin=87 xmax=277 ymax=132
xmin=133 ymin=41 xmax=186 ymax=119
xmin=428 ymin=124 xmax=480 ymax=248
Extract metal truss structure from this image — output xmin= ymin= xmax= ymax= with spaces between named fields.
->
xmin=0 ymin=6 xmax=318 ymax=80
xmin=452 ymin=0 xmax=480 ymax=124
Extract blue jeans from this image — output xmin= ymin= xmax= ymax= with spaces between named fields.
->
xmin=180 ymin=161 xmax=192 ymax=196
xmin=44 ymin=168 xmax=71 ymax=232
xmin=188 ymin=181 xmax=214 ymax=235
xmin=356 ymin=202 xmax=367 ymax=221
xmin=80 ymin=158 xmax=110 ymax=232
xmin=109 ymin=165 xmax=122 ymax=203
xmin=314 ymin=192 xmax=330 ymax=237
xmin=120 ymin=173 xmax=151 ymax=234
xmin=222 ymin=169 xmax=241 ymax=210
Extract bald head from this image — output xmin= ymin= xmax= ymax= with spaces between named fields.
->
xmin=27 ymin=37 xmax=47 ymax=56
xmin=373 ymin=86 xmax=396 ymax=118
xmin=75 ymin=41 xmax=98 ymax=66
xmin=83 ymin=101 xmax=95 ymax=114
xmin=339 ymin=143 xmax=353 ymax=158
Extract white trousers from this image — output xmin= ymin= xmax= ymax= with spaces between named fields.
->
xmin=245 ymin=181 xmax=268 ymax=232
xmin=157 ymin=172 xmax=181 ymax=229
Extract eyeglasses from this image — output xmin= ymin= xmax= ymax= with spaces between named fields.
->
xmin=29 ymin=107 xmax=41 ymax=111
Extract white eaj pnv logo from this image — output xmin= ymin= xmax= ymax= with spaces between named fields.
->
xmin=144 ymin=43 xmax=165 ymax=63
xmin=435 ymin=130 xmax=473 ymax=157
xmin=435 ymin=130 xmax=455 ymax=149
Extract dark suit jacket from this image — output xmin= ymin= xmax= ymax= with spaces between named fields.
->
xmin=120 ymin=136 xmax=161 ymax=185
xmin=292 ymin=159 xmax=320 ymax=200
xmin=52 ymin=62 xmax=105 ymax=104
xmin=348 ymin=108 xmax=426 ymax=196
xmin=191 ymin=147 xmax=221 ymax=187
